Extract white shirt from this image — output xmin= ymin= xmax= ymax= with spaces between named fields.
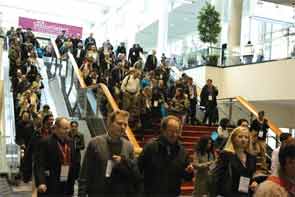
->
xmin=76 ymin=49 xmax=81 ymax=58
xmin=121 ymin=75 xmax=140 ymax=94
xmin=271 ymin=146 xmax=280 ymax=175
xmin=244 ymin=44 xmax=254 ymax=56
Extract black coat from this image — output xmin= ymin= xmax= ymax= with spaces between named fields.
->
xmin=78 ymin=135 xmax=141 ymax=197
xmin=137 ymin=136 xmax=193 ymax=197
xmin=73 ymin=48 xmax=86 ymax=68
xmin=22 ymin=130 xmax=43 ymax=182
xmin=116 ymin=46 xmax=126 ymax=56
xmin=84 ymin=37 xmax=96 ymax=49
xmin=200 ymin=85 xmax=218 ymax=107
xmin=110 ymin=66 xmax=124 ymax=87
xmin=144 ymin=55 xmax=157 ymax=72
xmin=250 ymin=119 xmax=269 ymax=140
xmin=15 ymin=120 xmax=35 ymax=147
xmin=34 ymin=134 xmax=78 ymax=196
xmin=215 ymin=151 xmax=256 ymax=197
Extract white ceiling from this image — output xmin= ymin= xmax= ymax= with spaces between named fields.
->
xmin=0 ymin=0 xmax=125 ymax=23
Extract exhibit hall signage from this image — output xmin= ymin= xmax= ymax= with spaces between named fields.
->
xmin=18 ymin=16 xmax=83 ymax=36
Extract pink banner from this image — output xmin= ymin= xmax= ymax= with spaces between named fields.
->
xmin=18 ymin=17 xmax=83 ymax=36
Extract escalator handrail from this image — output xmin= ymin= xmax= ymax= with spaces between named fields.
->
xmin=50 ymin=38 xmax=61 ymax=60
xmin=67 ymin=52 xmax=87 ymax=88
xmin=235 ymin=96 xmax=282 ymax=136
xmin=98 ymin=83 xmax=142 ymax=154
xmin=66 ymin=52 xmax=142 ymax=154
xmin=217 ymin=96 xmax=282 ymax=136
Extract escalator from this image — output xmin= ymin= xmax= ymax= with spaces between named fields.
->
xmin=41 ymin=38 xmax=107 ymax=137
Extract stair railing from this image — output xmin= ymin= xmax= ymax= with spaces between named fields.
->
xmin=217 ymin=96 xmax=282 ymax=150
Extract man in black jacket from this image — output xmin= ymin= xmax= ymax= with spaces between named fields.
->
xmin=35 ymin=117 xmax=78 ymax=197
xmin=84 ymin=33 xmax=96 ymax=50
xmin=144 ymin=49 xmax=157 ymax=72
xmin=73 ymin=42 xmax=86 ymax=68
xmin=69 ymin=121 xmax=85 ymax=181
xmin=128 ymin=44 xmax=143 ymax=67
xmin=116 ymin=42 xmax=126 ymax=57
xmin=137 ymin=115 xmax=194 ymax=197
xmin=200 ymin=79 xmax=219 ymax=126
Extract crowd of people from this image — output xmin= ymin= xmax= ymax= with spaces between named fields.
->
xmin=4 ymin=27 xmax=295 ymax=197
xmin=6 ymin=27 xmax=85 ymax=195
xmin=52 ymin=30 xmax=221 ymax=132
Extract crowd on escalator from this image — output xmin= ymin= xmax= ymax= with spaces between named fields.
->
xmin=6 ymin=27 xmax=86 ymax=195
xmin=4 ymin=27 xmax=295 ymax=197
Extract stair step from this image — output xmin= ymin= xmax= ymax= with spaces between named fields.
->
xmin=182 ymin=125 xmax=217 ymax=130
xmin=182 ymin=131 xmax=212 ymax=137
xmin=180 ymin=136 xmax=200 ymax=143
xmin=182 ymin=142 xmax=196 ymax=149
xmin=180 ymin=185 xmax=194 ymax=195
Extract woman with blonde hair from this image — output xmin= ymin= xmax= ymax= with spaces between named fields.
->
xmin=209 ymin=126 xmax=258 ymax=197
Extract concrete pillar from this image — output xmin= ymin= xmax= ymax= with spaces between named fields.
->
xmin=157 ymin=0 xmax=169 ymax=57
xmin=227 ymin=0 xmax=243 ymax=65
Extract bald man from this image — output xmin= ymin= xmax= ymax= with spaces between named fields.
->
xmin=34 ymin=117 xmax=78 ymax=197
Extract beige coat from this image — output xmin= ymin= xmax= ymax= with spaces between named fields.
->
xmin=254 ymin=180 xmax=289 ymax=197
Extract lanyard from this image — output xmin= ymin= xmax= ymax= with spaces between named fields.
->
xmin=58 ymin=142 xmax=71 ymax=165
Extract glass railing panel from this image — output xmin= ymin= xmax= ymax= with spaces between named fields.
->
xmin=218 ymin=97 xmax=281 ymax=151
xmin=218 ymin=98 xmax=253 ymax=126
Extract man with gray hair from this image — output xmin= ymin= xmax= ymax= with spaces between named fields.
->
xmin=78 ymin=110 xmax=141 ymax=197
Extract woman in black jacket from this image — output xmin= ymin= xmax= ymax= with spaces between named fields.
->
xmin=212 ymin=126 xmax=258 ymax=197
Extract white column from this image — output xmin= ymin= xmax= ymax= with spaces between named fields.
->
xmin=227 ymin=0 xmax=243 ymax=65
xmin=157 ymin=0 xmax=169 ymax=57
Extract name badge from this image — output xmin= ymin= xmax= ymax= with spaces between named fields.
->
xmin=258 ymin=130 xmax=264 ymax=138
xmin=208 ymin=95 xmax=213 ymax=101
xmin=238 ymin=176 xmax=250 ymax=193
xmin=154 ymin=101 xmax=158 ymax=107
xmin=60 ymin=165 xmax=69 ymax=182
xmin=105 ymin=160 xmax=114 ymax=178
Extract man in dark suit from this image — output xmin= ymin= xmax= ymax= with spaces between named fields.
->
xmin=84 ymin=33 xmax=96 ymax=50
xmin=200 ymin=79 xmax=219 ymax=126
xmin=78 ymin=110 xmax=141 ymax=197
xmin=144 ymin=49 xmax=157 ymax=72
xmin=72 ymin=34 xmax=82 ymax=50
xmin=35 ymin=117 xmax=78 ymax=197
xmin=68 ymin=121 xmax=85 ymax=182
xmin=73 ymin=42 xmax=86 ymax=68
xmin=128 ymin=44 xmax=143 ymax=67
xmin=116 ymin=42 xmax=126 ymax=57
xmin=137 ymin=116 xmax=194 ymax=197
